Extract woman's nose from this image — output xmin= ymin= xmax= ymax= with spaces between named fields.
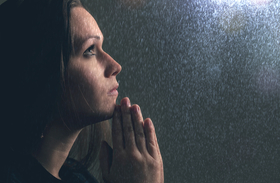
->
xmin=103 ymin=52 xmax=122 ymax=78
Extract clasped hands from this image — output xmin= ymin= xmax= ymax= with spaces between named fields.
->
xmin=100 ymin=97 xmax=164 ymax=183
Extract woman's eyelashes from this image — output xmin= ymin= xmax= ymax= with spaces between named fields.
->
xmin=83 ymin=45 xmax=95 ymax=57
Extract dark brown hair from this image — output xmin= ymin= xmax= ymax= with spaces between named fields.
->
xmin=0 ymin=0 xmax=110 ymax=180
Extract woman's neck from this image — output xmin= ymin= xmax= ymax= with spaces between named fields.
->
xmin=32 ymin=120 xmax=82 ymax=180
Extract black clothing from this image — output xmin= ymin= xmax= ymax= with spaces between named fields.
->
xmin=4 ymin=152 xmax=99 ymax=183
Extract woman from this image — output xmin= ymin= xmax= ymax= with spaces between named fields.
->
xmin=0 ymin=0 xmax=164 ymax=182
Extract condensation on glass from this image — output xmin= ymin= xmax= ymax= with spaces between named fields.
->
xmin=73 ymin=0 xmax=280 ymax=182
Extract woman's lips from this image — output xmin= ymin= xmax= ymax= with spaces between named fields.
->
xmin=108 ymin=89 xmax=118 ymax=96
xmin=108 ymin=84 xmax=119 ymax=96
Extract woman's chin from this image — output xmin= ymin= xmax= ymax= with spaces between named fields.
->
xmin=76 ymin=109 xmax=115 ymax=128
xmin=57 ymin=103 xmax=116 ymax=130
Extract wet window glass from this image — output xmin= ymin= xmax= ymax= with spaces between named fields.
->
xmin=85 ymin=0 xmax=280 ymax=182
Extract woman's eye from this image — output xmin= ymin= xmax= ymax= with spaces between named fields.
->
xmin=83 ymin=45 xmax=95 ymax=56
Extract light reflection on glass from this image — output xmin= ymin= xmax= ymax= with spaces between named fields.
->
xmin=249 ymin=0 xmax=272 ymax=6
xmin=211 ymin=0 xmax=272 ymax=6
xmin=219 ymin=8 xmax=246 ymax=34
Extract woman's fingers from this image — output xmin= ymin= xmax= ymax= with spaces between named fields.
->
xmin=120 ymin=97 xmax=136 ymax=149
xmin=130 ymin=104 xmax=146 ymax=153
xmin=107 ymin=98 xmax=164 ymax=183
xmin=144 ymin=118 xmax=158 ymax=159
xmin=112 ymin=105 xmax=124 ymax=151
xmin=114 ymin=97 xmax=160 ymax=158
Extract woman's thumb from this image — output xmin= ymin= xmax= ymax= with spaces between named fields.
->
xmin=99 ymin=141 xmax=113 ymax=181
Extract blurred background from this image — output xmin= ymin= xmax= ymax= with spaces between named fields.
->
xmin=1 ymin=0 xmax=279 ymax=182
xmin=84 ymin=0 xmax=280 ymax=182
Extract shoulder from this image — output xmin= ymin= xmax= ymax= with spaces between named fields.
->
xmin=3 ymin=151 xmax=60 ymax=183
xmin=2 ymin=152 xmax=99 ymax=183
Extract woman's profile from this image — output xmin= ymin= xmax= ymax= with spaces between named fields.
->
xmin=0 ymin=0 xmax=164 ymax=182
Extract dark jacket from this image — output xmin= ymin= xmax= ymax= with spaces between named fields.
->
xmin=3 ymin=151 xmax=99 ymax=183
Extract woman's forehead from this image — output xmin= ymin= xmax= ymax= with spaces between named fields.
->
xmin=71 ymin=7 xmax=103 ymax=45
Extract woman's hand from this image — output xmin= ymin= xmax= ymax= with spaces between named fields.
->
xmin=99 ymin=97 xmax=164 ymax=183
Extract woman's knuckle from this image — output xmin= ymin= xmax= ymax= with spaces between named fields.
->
xmin=123 ymin=108 xmax=131 ymax=115
xmin=128 ymin=150 xmax=142 ymax=161
xmin=135 ymin=131 xmax=145 ymax=138
xmin=124 ymin=126 xmax=134 ymax=133
xmin=148 ymin=160 xmax=160 ymax=170
xmin=148 ymin=140 xmax=156 ymax=147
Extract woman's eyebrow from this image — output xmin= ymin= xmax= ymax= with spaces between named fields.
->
xmin=84 ymin=35 xmax=101 ymax=41
xmin=74 ymin=35 xmax=103 ymax=53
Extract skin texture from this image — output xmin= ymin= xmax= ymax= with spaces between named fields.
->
xmin=33 ymin=7 xmax=164 ymax=183
xmin=61 ymin=7 xmax=122 ymax=128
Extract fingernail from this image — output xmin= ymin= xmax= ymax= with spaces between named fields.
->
xmin=123 ymin=99 xmax=130 ymax=107
xmin=147 ymin=119 xmax=152 ymax=127
xmin=121 ymin=99 xmax=127 ymax=106
xmin=132 ymin=106 xmax=139 ymax=113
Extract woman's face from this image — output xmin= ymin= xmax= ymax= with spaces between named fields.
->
xmin=63 ymin=7 xmax=122 ymax=126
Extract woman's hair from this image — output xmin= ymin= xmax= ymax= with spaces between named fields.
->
xmin=0 ymin=0 xmax=111 ymax=180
